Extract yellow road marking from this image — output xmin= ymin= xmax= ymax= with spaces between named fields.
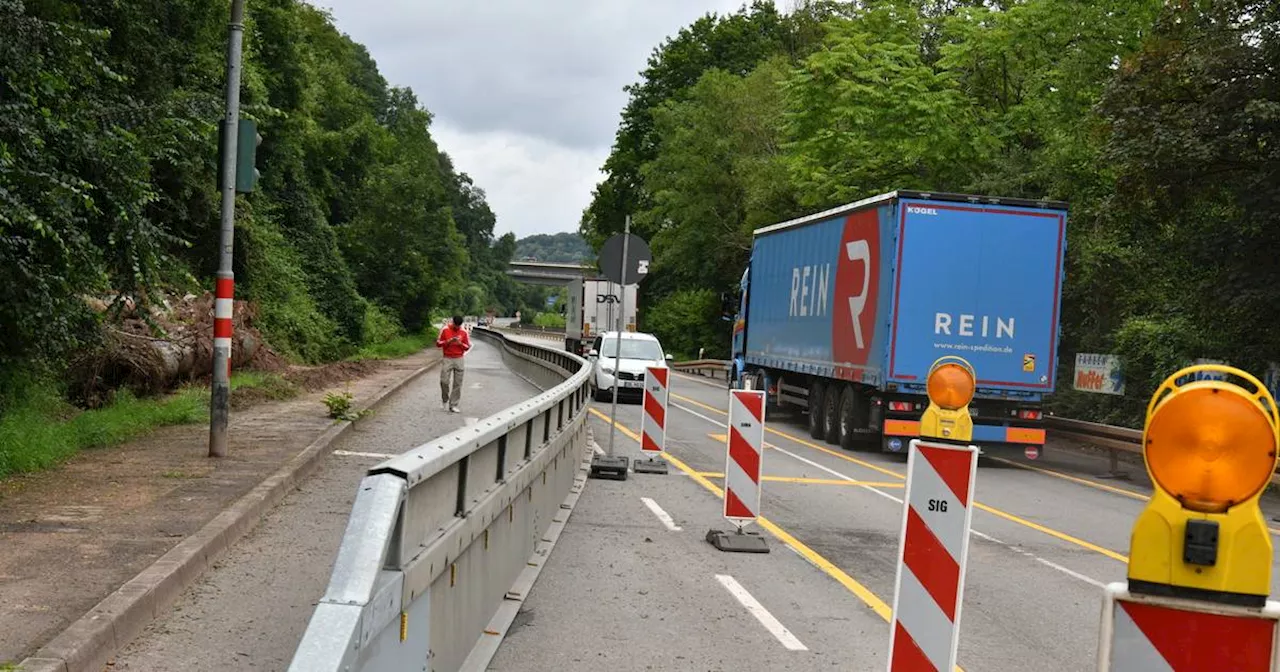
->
xmin=587 ymin=406 xmax=962 ymax=672
xmin=670 ymin=392 xmax=1130 ymax=563
xmin=987 ymin=455 xmax=1148 ymax=501
xmin=677 ymin=393 xmax=903 ymax=480
xmin=985 ymin=455 xmax=1280 ymax=538
xmin=690 ymin=471 xmax=904 ymax=488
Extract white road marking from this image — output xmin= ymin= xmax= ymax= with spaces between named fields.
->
xmin=715 ymin=574 xmax=808 ymax=651
xmin=640 ymin=497 xmax=682 ymax=531
xmin=671 ymin=402 xmax=1107 ymax=591
xmin=333 ymin=450 xmax=396 ymax=459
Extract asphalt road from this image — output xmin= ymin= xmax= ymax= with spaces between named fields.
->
xmin=111 ymin=340 xmax=540 ymax=671
xmin=492 ymin=365 xmax=1280 ymax=671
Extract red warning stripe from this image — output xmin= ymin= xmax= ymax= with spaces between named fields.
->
xmin=735 ymin=389 xmax=763 ymax=423
xmin=725 ymin=488 xmax=754 ymax=519
xmin=728 ymin=426 xmax=760 ymax=485
xmin=903 ymin=507 xmax=960 ymax=621
xmin=214 ymin=319 xmax=233 ymax=339
xmin=890 ymin=621 xmax=936 ymax=672
xmin=650 ymin=366 xmax=669 ymax=387
xmin=921 ymin=445 xmax=973 ymax=506
xmin=1123 ymin=600 xmax=1275 ymax=670
xmin=214 ymin=276 xmax=234 ymax=299
xmin=642 ymin=431 xmax=662 ymax=453
xmin=644 ymin=392 xmax=665 ymax=428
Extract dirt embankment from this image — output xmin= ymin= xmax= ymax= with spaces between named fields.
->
xmin=68 ymin=293 xmax=378 ymax=408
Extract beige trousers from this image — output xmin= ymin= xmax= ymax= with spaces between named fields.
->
xmin=440 ymin=356 xmax=465 ymax=406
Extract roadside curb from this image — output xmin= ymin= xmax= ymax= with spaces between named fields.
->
xmin=18 ymin=354 xmax=443 ymax=672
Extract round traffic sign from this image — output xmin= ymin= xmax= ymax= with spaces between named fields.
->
xmin=599 ymin=233 xmax=652 ymax=285
xmin=1025 ymin=445 xmax=1039 ymax=460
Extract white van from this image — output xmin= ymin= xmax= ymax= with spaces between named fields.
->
xmin=586 ymin=331 xmax=672 ymax=402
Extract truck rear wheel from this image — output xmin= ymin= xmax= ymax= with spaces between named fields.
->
xmin=822 ymin=385 xmax=840 ymax=445
xmin=807 ymin=382 xmax=825 ymax=440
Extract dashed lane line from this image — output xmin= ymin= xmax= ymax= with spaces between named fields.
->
xmin=715 ymin=574 xmax=809 ymax=652
xmin=640 ymin=497 xmax=682 ymax=531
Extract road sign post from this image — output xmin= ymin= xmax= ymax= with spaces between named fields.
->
xmin=1099 ymin=363 xmax=1280 ymax=668
xmin=589 ymin=216 xmax=652 ymax=481
xmin=706 ymin=387 xmax=769 ymax=553
xmin=634 ymin=366 xmax=670 ymax=475
xmin=887 ymin=438 xmax=979 ymax=672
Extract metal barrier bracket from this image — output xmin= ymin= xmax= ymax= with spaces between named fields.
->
xmin=589 ymin=455 xmax=629 ymax=480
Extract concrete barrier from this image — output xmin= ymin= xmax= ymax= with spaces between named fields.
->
xmin=288 ymin=327 xmax=591 ymax=672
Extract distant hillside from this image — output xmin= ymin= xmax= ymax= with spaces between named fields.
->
xmin=514 ymin=232 xmax=593 ymax=263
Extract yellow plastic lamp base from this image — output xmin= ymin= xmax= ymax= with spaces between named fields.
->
xmin=1127 ymin=364 xmax=1280 ymax=605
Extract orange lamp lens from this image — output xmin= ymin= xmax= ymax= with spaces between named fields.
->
xmin=927 ymin=363 xmax=975 ymax=410
xmin=1146 ymin=386 xmax=1278 ymax=513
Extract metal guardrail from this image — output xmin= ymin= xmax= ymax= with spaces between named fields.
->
xmin=288 ymin=327 xmax=591 ymax=672
xmin=671 ymin=358 xmax=731 ymax=380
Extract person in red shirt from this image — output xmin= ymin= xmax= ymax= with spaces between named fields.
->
xmin=436 ymin=315 xmax=472 ymax=412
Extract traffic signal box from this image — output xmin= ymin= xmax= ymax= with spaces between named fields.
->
xmin=1127 ymin=364 xmax=1280 ymax=607
xmin=919 ymin=356 xmax=976 ymax=444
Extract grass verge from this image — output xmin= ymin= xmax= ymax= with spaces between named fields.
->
xmin=0 ymin=372 xmax=295 ymax=480
xmin=351 ymin=328 xmax=438 ymax=361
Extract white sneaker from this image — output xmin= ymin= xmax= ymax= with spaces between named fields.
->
xmin=449 ymin=406 xmax=460 ymax=413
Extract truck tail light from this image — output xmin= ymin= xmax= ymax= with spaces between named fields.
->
xmin=1018 ymin=409 xmax=1043 ymax=420
xmin=889 ymin=401 xmax=913 ymax=412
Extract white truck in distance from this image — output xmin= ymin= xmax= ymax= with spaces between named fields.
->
xmin=564 ymin=277 xmax=637 ymax=356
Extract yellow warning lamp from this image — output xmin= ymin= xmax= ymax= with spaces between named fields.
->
xmin=919 ymin=356 xmax=975 ymax=443
xmin=1127 ymin=364 xmax=1280 ymax=607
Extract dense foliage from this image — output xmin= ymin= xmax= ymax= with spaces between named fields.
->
xmin=514 ymin=232 xmax=593 ymax=263
xmin=583 ymin=0 xmax=1279 ymax=424
xmin=0 ymin=0 xmax=539 ymax=410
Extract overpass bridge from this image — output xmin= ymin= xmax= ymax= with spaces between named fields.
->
xmin=17 ymin=329 xmax=1280 ymax=672
xmin=506 ymin=260 xmax=597 ymax=286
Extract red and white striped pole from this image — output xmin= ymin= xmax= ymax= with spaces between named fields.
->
xmin=635 ymin=366 xmax=670 ymax=474
xmin=208 ymin=0 xmax=246 ymax=458
xmin=887 ymin=438 xmax=979 ymax=672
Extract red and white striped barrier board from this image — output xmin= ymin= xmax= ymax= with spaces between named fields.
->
xmin=1097 ymin=582 xmax=1280 ymax=671
xmin=888 ymin=438 xmax=979 ymax=672
xmin=723 ymin=389 xmax=765 ymax=524
xmin=214 ymin=275 xmax=234 ymax=377
xmin=640 ymin=366 xmax=669 ymax=454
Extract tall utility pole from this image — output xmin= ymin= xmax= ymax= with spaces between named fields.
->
xmin=606 ymin=215 xmax=631 ymax=456
xmin=209 ymin=0 xmax=247 ymax=458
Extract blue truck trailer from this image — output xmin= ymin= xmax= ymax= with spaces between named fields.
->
xmin=726 ymin=190 xmax=1067 ymax=454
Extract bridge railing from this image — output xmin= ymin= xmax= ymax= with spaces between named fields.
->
xmin=288 ymin=327 xmax=591 ymax=672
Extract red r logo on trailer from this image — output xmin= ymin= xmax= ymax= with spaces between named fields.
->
xmin=832 ymin=210 xmax=880 ymax=366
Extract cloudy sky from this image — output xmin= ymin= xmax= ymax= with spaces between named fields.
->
xmin=307 ymin=0 xmax=774 ymax=239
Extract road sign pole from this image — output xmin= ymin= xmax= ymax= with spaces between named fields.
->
xmin=588 ymin=222 xmax=652 ymax=481
xmin=606 ymin=215 xmax=630 ymax=458
xmin=209 ymin=0 xmax=247 ymax=459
